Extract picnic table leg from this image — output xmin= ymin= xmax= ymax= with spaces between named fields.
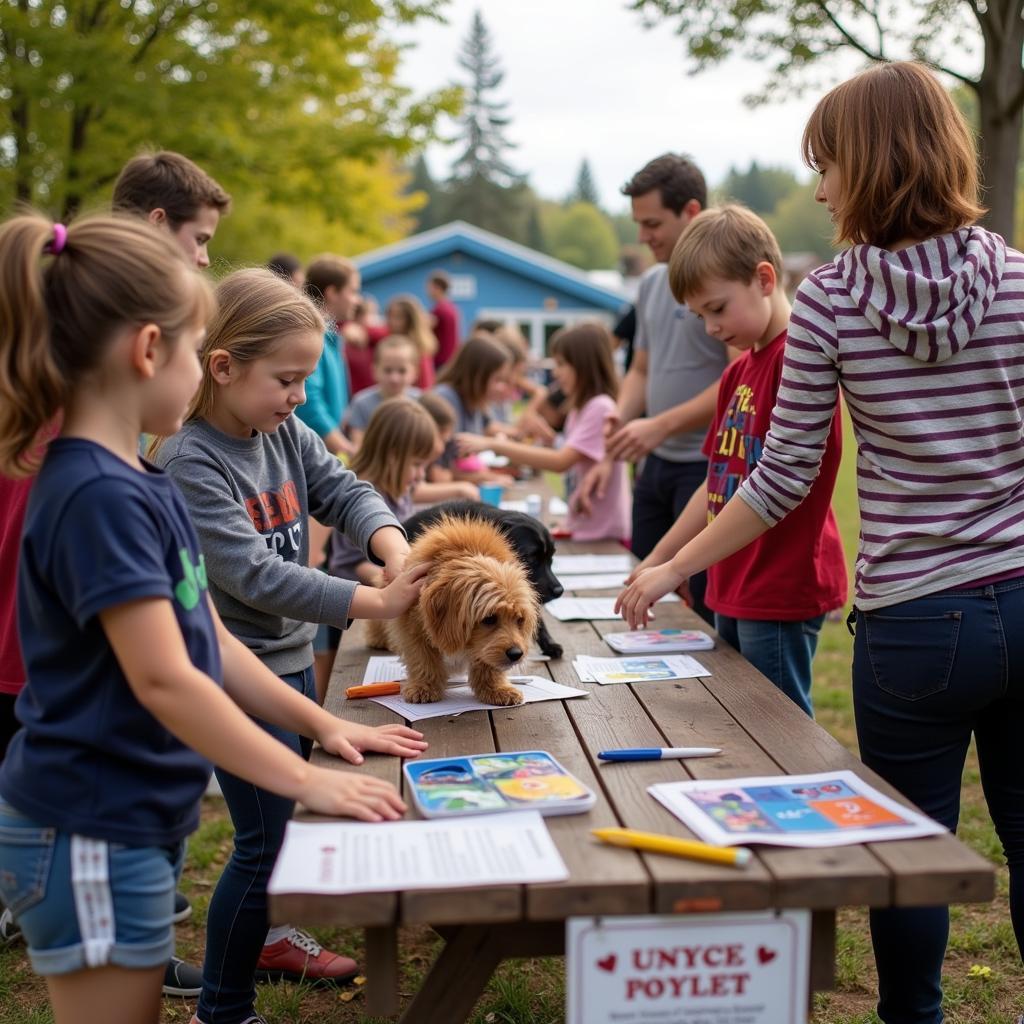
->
xmin=365 ymin=925 xmax=400 ymax=1018
xmin=398 ymin=925 xmax=503 ymax=1024
xmin=808 ymin=909 xmax=837 ymax=1011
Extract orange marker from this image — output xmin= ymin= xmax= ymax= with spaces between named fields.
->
xmin=345 ymin=681 xmax=403 ymax=700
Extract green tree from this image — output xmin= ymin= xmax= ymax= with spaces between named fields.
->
xmin=631 ymin=0 xmax=1024 ymax=239
xmin=765 ymin=182 xmax=835 ymax=263
xmin=447 ymin=9 xmax=521 ymax=189
xmin=721 ymin=161 xmax=801 ymax=215
xmin=443 ymin=8 xmax=529 ymax=236
xmin=407 ymin=152 xmax=440 ymax=233
xmin=0 ymin=0 xmax=458 ymax=253
xmin=568 ymin=158 xmax=601 ymax=207
xmin=542 ymin=201 xmax=619 ymax=270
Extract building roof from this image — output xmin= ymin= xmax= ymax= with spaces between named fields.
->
xmin=355 ymin=220 xmax=629 ymax=313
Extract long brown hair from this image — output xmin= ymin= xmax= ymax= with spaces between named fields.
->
xmin=349 ymin=397 xmax=438 ymax=501
xmin=0 ymin=212 xmax=212 ymax=477
xmin=550 ymin=322 xmax=618 ymax=410
xmin=148 ymin=268 xmax=323 ymax=456
xmin=436 ymin=334 xmax=511 ymax=411
xmin=387 ymin=295 xmax=437 ymax=358
xmin=802 ymin=61 xmax=984 ymax=248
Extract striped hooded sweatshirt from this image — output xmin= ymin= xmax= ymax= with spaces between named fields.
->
xmin=738 ymin=226 xmax=1024 ymax=610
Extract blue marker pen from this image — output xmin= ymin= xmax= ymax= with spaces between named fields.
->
xmin=597 ymin=747 xmax=722 ymax=762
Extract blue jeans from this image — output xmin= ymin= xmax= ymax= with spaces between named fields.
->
xmin=0 ymin=799 xmax=183 ymax=976
xmin=850 ymin=579 xmax=1024 ymax=1023
xmin=198 ymin=666 xmax=315 ymax=1024
xmin=631 ymin=454 xmax=712 ymax=626
xmin=714 ymin=614 xmax=824 ymax=718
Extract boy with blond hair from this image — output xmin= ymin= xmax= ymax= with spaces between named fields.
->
xmin=625 ymin=205 xmax=847 ymax=715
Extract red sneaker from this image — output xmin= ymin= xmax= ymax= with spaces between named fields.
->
xmin=255 ymin=929 xmax=359 ymax=986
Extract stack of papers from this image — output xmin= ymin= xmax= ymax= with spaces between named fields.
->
xmin=268 ymin=811 xmax=569 ymax=895
xmin=603 ymin=628 xmax=715 ymax=653
xmin=552 ymin=553 xmax=633 ymax=575
xmin=359 ymin=656 xmax=588 ymax=722
xmin=573 ymin=654 xmax=711 ymax=686
xmin=554 ymin=572 xmax=629 ymax=591
xmin=546 ymin=594 xmax=678 ymax=621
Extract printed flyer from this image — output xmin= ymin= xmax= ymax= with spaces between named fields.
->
xmin=649 ymin=770 xmax=946 ymax=848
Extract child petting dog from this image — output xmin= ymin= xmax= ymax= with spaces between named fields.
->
xmin=151 ymin=268 xmax=428 ymax=1024
xmin=0 ymin=214 xmax=423 ymax=1024
xmin=457 ymin=322 xmax=631 ymax=542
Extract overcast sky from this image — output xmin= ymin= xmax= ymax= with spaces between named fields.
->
xmin=396 ymin=0 xmax=870 ymax=211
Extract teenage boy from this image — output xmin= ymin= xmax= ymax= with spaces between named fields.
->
xmin=575 ymin=154 xmax=734 ymax=624
xmin=427 ymin=269 xmax=461 ymax=370
xmin=623 ymin=205 xmax=847 ymax=715
xmin=298 ymin=254 xmax=360 ymax=458
xmin=113 ymin=149 xmax=231 ymax=269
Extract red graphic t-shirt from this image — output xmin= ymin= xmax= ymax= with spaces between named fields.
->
xmin=702 ymin=331 xmax=847 ymax=620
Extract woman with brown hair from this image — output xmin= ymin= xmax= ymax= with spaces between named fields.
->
xmin=618 ymin=61 xmax=1024 ymax=1024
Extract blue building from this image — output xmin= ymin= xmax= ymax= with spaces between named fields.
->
xmin=355 ymin=220 xmax=629 ymax=357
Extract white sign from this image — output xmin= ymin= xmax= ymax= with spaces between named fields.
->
xmin=566 ymin=911 xmax=810 ymax=1024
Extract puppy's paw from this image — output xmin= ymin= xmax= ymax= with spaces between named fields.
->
xmin=540 ymin=639 xmax=563 ymax=659
xmin=402 ymin=681 xmax=444 ymax=704
xmin=477 ymin=683 xmax=525 ymax=707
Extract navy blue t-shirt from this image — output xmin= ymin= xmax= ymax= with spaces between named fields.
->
xmin=0 ymin=439 xmax=222 ymax=846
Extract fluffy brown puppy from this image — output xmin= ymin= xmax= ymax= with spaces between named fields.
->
xmin=366 ymin=514 xmax=538 ymax=705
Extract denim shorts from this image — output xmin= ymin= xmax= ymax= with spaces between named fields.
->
xmin=0 ymin=799 xmax=183 ymax=975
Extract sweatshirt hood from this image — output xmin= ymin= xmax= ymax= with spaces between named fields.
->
xmin=835 ymin=226 xmax=1006 ymax=363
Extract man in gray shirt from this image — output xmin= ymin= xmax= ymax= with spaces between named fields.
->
xmin=578 ymin=154 xmax=734 ymax=623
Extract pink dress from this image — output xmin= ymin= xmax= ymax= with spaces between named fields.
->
xmin=563 ymin=394 xmax=631 ymax=542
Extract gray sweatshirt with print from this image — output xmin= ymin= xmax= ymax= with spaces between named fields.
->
xmin=155 ymin=415 xmax=400 ymax=674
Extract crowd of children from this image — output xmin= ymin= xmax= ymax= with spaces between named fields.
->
xmin=0 ymin=57 xmax=1021 ymax=1024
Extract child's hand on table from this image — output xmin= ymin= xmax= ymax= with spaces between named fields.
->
xmin=616 ymin=562 xmax=686 ymax=629
xmin=317 ymin=720 xmax=428 ymax=764
xmin=298 ymin=765 xmax=408 ymax=821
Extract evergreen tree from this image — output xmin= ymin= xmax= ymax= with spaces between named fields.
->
xmin=568 ymin=158 xmax=601 ymax=208
xmin=448 ymin=10 xmax=522 ymax=189
xmin=444 ymin=9 xmax=528 ymax=237
xmin=407 ymin=153 xmax=439 ymax=233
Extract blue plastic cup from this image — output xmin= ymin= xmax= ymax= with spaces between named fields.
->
xmin=479 ymin=483 xmax=504 ymax=506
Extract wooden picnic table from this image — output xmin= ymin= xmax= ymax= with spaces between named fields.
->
xmin=271 ymin=494 xmax=995 ymax=1022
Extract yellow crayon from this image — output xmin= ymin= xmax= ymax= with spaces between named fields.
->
xmin=592 ymin=827 xmax=751 ymax=868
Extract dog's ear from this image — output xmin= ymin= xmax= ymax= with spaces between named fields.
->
xmin=418 ymin=565 xmax=471 ymax=653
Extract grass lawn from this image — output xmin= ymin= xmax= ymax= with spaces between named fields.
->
xmin=1 ymin=409 xmax=1019 ymax=1023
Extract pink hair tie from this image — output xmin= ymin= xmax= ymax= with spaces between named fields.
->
xmin=46 ymin=223 xmax=67 ymax=256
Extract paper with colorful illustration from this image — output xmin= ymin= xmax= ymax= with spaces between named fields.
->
xmin=573 ymin=654 xmax=711 ymax=686
xmin=649 ymin=770 xmax=946 ymax=848
xmin=404 ymin=750 xmax=596 ymax=818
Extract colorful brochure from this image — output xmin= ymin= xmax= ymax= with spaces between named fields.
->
xmin=404 ymin=750 xmax=597 ymax=819
xmin=649 ymin=770 xmax=947 ymax=848
xmin=573 ymin=654 xmax=711 ymax=685
xmin=603 ymin=628 xmax=715 ymax=653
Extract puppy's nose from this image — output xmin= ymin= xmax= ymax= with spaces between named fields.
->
xmin=551 ymin=582 xmax=563 ymax=598
xmin=505 ymin=646 xmax=524 ymax=663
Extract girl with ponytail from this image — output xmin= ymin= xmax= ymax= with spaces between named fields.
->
xmin=0 ymin=213 xmax=423 ymax=1024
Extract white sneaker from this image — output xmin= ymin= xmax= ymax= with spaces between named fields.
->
xmin=0 ymin=907 xmax=22 ymax=946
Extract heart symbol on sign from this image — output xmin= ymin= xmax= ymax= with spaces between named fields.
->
xmin=757 ymin=946 xmax=777 ymax=965
xmin=596 ymin=954 xmax=617 ymax=973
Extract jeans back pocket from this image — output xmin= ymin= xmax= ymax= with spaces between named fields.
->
xmin=0 ymin=807 xmax=57 ymax=917
xmin=863 ymin=611 xmax=962 ymax=701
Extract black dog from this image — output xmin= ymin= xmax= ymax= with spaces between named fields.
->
xmin=402 ymin=500 xmax=564 ymax=659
